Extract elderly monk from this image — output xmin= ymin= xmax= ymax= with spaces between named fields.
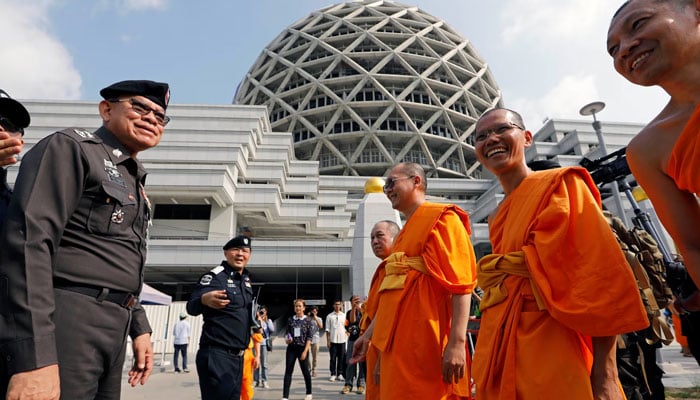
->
xmin=471 ymin=108 xmax=648 ymax=400
xmin=607 ymin=0 xmax=700 ymax=305
xmin=352 ymin=220 xmax=400 ymax=399
xmin=354 ymin=162 xmax=477 ymax=400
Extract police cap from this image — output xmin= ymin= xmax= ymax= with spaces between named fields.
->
xmin=0 ymin=89 xmax=30 ymax=134
xmin=223 ymin=235 xmax=252 ymax=250
xmin=99 ymin=80 xmax=170 ymax=110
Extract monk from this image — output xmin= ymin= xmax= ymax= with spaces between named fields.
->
xmin=353 ymin=162 xmax=477 ymax=400
xmin=607 ymin=0 xmax=700 ymax=299
xmin=472 ymin=108 xmax=649 ymax=399
xmin=241 ymin=328 xmax=263 ymax=400
xmin=352 ymin=220 xmax=400 ymax=400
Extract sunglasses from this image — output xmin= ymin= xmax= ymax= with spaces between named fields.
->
xmin=110 ymin=98 xmax=170 ymax=126
xmin=383 ymin=175 xmax=415 ymax=193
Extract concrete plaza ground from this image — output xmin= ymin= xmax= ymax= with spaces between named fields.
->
xmin=121 ymin=339 xmax=700 ymax=400
xmin=121 ymin=339 xmax=359 ymax=400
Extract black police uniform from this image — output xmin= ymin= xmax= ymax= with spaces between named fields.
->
xmin=0 ymin=168 xmax=11 ymax=234
xmin=0 ymin=126 xmax=152 ymax=399
xmin=187 ymin=261 xmax=254 ymax=400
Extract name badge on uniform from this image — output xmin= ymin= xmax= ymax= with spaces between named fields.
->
xmin=111 ymin=209 xmax=124 ymax=224
xmin=104 ymin=159 xmax=125 ymax=187
xmin=294 ymin=327 xmax=301 ymax=337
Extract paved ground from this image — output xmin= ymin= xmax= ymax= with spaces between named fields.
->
xmin=121 ymin=339 xmax=700 ymax=400
xmin=121 ymin=339 xmax=359 ymax=400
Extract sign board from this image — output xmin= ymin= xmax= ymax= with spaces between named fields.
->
xmin=305 ymin=299 xmax=327 ymax=306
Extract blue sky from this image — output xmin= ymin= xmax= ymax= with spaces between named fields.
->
xmin=2 ymin=0 xmax=669 ymax=131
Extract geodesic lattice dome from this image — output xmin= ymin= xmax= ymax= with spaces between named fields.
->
xmin=234 ymin=0 xmax=502 ymax=178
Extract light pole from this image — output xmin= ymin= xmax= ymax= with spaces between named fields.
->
xmin=579 ymin=101 xmax=630 ymax=226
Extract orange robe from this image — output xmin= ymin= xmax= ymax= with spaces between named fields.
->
xmin=241 ymin=332 xmax=264 ymax=400
xmin=668 ymin=103 xmax=700 ymax=193
xmin=360 ymin=261 xmax=387 ymax=400
xmin=473 ymin=167 xmax=649 ymax=400
xmin=373 ymin=203 xmax=477 ymax=400
xmin=672 ymin=313 xmax=688 ymax=348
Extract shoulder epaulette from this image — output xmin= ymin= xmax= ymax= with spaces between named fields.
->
xmin=57 ymin=127 xmax=101 ymax=142
xmin=210 ymin=265 xmax=225 ymax=275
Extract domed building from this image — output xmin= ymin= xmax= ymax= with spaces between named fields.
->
xmin=234 ymin=0 xmax=502 ymax=178
xmin=9 ymin=1 xmax=651 ymax=354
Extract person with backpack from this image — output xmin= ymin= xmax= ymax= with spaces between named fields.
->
xmin=341 ymin=295 xmax=365 ymax=395
xmin=254 ymin=305 xmax=274 ymax=389
xmin=607 ymin=0 xmax=700 ymax=303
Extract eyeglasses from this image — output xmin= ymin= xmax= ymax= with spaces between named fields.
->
xmin=110 ymin=98 xmax=170 ymax=126
xmin=474 ymin=122 xmax=523 ymax=143
xmin=383 ymin=175 xmax=415 ymax=193
xmin=0 ymin=117 xmax=24 ymax=136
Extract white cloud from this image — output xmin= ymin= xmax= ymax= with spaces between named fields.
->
xmin=0 ymin=0 xmax=81 ymax=99
xmin=94 ymin=0 xmax=167 ymax=14
xmin=121 ymin=0 xmax=167 ymax=12
xmin=508 ymin=74 xmax=599 ymax=130
xmin=501 ymin=0 xmax=607 ymax=45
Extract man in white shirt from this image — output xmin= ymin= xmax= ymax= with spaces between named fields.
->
xmin=173 ymin=313 xmax=191 ymax=373
xmin=325 ymin=301 xmax=347 ymax=381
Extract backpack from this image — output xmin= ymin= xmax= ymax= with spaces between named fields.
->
xmin=604 ymin=211 xmax=674 ymax=345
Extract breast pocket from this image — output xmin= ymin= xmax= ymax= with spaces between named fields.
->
xmin=87 ymin=180 xmax=137 ymax=237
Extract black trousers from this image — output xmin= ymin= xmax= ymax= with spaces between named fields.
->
xmin=681 ymin=311 xmax=700 ymax=367
xmin=1 ymin=289 xmax=134 ymax=400
xmin=196 ymin=346 xmax=244 ymax=400
xmin=283 ymin=344 xmax=312 ymax=398
xmin=1 ymin=289 xmax=131 ymax=400
xmin=328 ymin=342 xmax=346 ymax=376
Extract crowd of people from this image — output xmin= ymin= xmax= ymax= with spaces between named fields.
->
xmin=0 ymin=0 xmax=699 ymax=399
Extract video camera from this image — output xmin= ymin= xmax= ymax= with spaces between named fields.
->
xmin=580 ymin=147 xmax=630 ymax=185
xmin=580 ymin=147 xmax=690 ymax=297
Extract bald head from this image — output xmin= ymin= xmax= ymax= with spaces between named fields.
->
xmin=613 ymin=0 xmax=693 ymax=19
xmin=394 ymin=162 xmax=427 ymax=191
xmin=371 ymin=220 xmax=400 ymax=259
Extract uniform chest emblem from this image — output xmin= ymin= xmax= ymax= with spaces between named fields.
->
xmin=112 ymin=149 xmax=123 ymax=158
xmin=111 ymin=209 xmax=125 ymax=224
xmin=228 ymin=278 xmax=235 ymax=288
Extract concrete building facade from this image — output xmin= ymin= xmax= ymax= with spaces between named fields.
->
xmin=9 ymin=98 xmax=647 ymax=318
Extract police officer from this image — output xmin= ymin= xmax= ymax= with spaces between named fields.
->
xmin=187 ymin=235 xmax=256 ymax=400
xmin=0 ymin=89 xmax=29 ymax=233
xmin=0 ymin=80 xmax=170 ymax=400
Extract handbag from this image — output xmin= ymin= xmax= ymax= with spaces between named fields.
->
xmin=266 ymin=337 xmax=273 ymax=352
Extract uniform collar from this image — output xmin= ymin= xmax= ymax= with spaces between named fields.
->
xmin=95 ymin=127 xmax=147 ymax=179
xmin=293 ymin=315 xmax=307 ymax=321
xmin=221 ymin=261 xmax=247 ymax=277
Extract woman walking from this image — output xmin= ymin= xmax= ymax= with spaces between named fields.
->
xmin=282 ymin=299 xmax=314 ymax=400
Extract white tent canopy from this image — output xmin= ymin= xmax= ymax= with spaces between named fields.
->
xmin=140 ymin=283 xmax=172 ymax=305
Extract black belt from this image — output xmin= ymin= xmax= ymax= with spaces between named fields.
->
xmin=201 ymin=344 xmax=245 ymax=356
xmin=55 ymin=283 xmax=137 ymax=310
